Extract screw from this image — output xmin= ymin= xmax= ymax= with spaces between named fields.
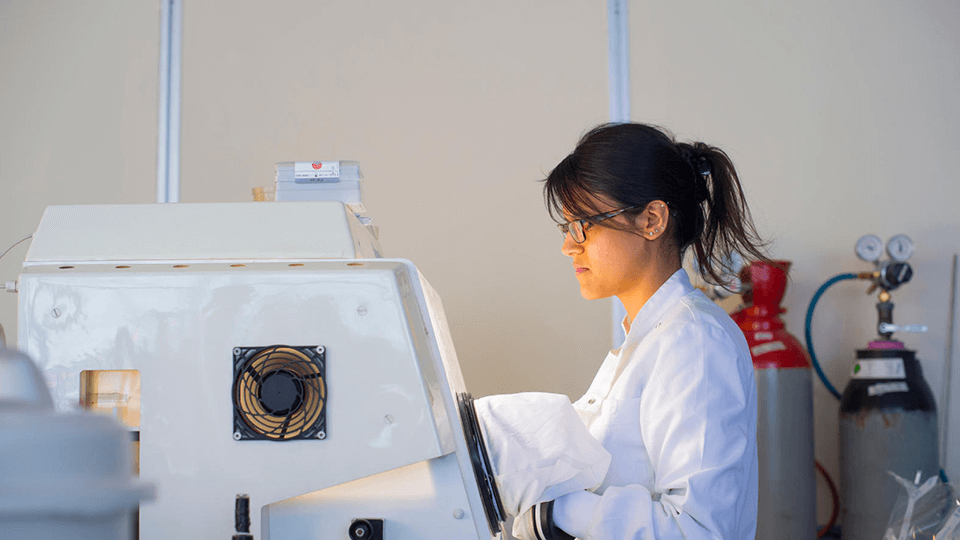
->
xmin=453 ymin=508 xmax=465 ymax=520
xmin=51 ymin=308 xmax=61 ymax=318
xmin=317 ymin=430 xmax=326 ymax=440
xmin=315 ymin=346 xmax=325 ymax=355
xmin=233 ymin=348 xmax=242 ymax=357
xmin=357 ymin=306 xmax=368 ymax=316
xmin=233 ymin=431 xmax=242 ymax=441
xmin=384 ymin=414 xmax=394 ymax=424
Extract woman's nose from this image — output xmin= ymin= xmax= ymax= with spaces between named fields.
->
xmin=561 ymin=232 xmax=582 ymax=257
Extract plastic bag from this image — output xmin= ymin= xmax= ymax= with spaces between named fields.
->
xmin=882 ymin=471 xmax=960 ymax=540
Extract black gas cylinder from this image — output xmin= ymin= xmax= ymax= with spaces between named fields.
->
xmin=839 ymin=345 xmax=938 ymax=540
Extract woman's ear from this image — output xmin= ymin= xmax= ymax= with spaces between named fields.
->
xmin=638 ymin=200 xmax=669 ymax=240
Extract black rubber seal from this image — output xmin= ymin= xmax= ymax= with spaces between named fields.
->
xmin=457 ymin=392 xmax=506 ymax=536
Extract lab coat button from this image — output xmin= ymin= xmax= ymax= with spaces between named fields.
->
xmin=587 ymin=398 xmax=596 ymax=404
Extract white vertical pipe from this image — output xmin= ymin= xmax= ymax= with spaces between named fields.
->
xmin=607 ymin=0 xmax=631 ymax=124
xmin=157 ymin=0 xmax=183 ymax=203
xmin=608 ymin=0 xmax=630 ymax=348
xmin=941 ymin=254 xmax=958 ymax=474
xmin=156 ymin=0 xmax=169 ymax=202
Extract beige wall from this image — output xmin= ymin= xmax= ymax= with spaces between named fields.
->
xmin=630 ymin=0 xmax=960 ymax=524
xmin=0 ymin=1 xmax=159 ymax=344
xmin=3 ymin=0 xmax=959 ymax=529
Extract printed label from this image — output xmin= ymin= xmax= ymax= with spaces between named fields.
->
xmin=294 ymin=161 xmax=341 ymax=182
xmin=753 ymin=331 xmax=774 ymax=341
xmin=851 ymin=358 xmax=906 ymax=379
xmin=867 ymin=381 xmax=909 ymax=397
xmin=751 ymin=341 xmax=786 ymax=357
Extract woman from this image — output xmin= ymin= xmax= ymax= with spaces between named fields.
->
xmin=516 ymin=123 xmax=765 ymax=540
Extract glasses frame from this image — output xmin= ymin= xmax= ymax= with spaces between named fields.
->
xmin=558 ymin=205 xmax=640 ymax=243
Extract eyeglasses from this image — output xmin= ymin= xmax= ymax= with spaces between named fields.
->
xmin=558 ymin=206 xmax=639 ymax=243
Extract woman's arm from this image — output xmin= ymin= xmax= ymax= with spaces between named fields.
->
xmin=553 ymin=317 xmax=758 ymax=540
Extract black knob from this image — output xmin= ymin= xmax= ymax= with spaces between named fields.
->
xmin=879 ymin=262 xmax=913 ymax=291
xmin=349 ymin=520 xmax=373 ymax=540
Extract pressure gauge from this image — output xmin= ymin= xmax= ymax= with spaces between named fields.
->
xmin=855 ymin=234 xmax=884 ymax=262
xmin=886 ymin=234 xmax=914 ymax=262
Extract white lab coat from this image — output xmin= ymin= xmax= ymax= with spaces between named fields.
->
xmin=552 ymin=269 xmax=758 ymax=540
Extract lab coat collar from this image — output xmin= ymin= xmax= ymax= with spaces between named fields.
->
xmin=621 ymin=269 xmax=695 ymax=347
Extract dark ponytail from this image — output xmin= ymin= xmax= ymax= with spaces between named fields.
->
xmin=675 ymin=141 xmax=769 ymax=285
xmin=544 ymin=122 xmax=770 ymax=286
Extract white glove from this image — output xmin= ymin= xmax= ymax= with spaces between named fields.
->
xmin=512 ymin=501 xmax=575 ymax=540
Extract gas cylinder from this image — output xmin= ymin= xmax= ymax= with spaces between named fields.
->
xmin=731 ymin=260 xmax=816 ymax=540
xmin=838 ymin=292 xmax=938 ymax=540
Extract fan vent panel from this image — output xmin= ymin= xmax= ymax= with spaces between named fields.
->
xmin=233 ymin=345 xmax=326 ymax=441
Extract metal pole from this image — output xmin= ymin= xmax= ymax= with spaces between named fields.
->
xmin=941 ymin=254 xmax=958 ymax=473
xmin=157 ymin=0 xmax=182 ymax=203
xmin=607 ymin=0 xmax=630 ymax=123
xmin=607 ymin=0 xmax=630 ymax=347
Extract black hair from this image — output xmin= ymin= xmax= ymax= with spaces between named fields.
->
xmin=543 ymin=122 xmax=769 ymax=286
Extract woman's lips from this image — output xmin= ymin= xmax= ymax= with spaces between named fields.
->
xmin=575 ymin=266 xmax=588 ymax=274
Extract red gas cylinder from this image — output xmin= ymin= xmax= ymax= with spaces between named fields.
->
xmin=731 ymin=261 xmax=816 ymax=540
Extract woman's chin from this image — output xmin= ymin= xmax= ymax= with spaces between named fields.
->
xmin=579 ymin=287 xmax=609 ymax=301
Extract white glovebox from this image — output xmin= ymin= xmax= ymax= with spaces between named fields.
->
xmin=17 ymin=202 xmax=504 ymax=540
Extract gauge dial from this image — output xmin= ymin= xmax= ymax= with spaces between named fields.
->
xmin=887 ymin=234 xmax=914 ymax=262
xmin=855 ymin=234 xmax=884 ymax=262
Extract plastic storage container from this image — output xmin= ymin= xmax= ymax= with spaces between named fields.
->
xmin=0 ymin=347 xmax=153 ymax=540
xmin=274 ymin=161 xmax=364 ymax=208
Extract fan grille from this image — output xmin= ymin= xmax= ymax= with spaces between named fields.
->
xmin=233 ymin=345 xmax=326 ymax=441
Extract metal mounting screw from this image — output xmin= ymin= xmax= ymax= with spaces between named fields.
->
xmin=357 ymin=306 xmax=368 ymax=316
xmin=453 ymin=508 xmax=465 ymax=520
xmin=317 ymin=430 xmax=326 ymax=440
xmin=315 ymin=346 xmax=325 ymax=355
xmin=233 ymin=348 xmax=242 ymax=357
xmin=233 ymin=431 xmax=242 ymax=441
xmin=51 ymin=308 xmax=61 ymax=318
xmin=384 ymin=414 xmax=395 ymax=424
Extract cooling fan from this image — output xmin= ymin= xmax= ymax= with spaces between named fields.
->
xmin=232 ymin=345 xmax=327 ymax=441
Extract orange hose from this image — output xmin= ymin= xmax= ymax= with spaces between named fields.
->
xmin=816 ymin=460 xmax=840 ymax=537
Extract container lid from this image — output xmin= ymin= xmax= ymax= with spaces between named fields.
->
xmin=0 ymin=347 xmax=54 ymax=411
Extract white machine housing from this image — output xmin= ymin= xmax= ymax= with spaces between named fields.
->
xmin=17 ymin=202 xmax=503 ymax=540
